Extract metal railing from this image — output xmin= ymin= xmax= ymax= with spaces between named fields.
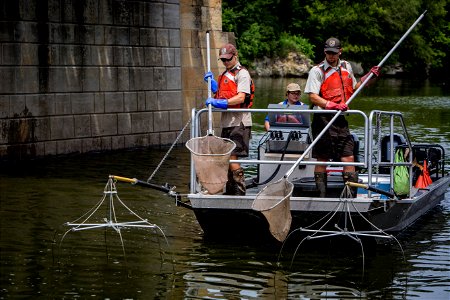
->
xmin=367 ymin=110 xmax=413 ymax=197
xmin=189 ymin=107 xmax=413 ymax=196
xmin=190 ymin=107 xmax=368 ymax=193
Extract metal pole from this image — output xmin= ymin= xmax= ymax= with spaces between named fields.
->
xmin=346 ymin=10 xmax=427 ymax=106
xmin=206 ymin=31 xmax=213 ymax=135
xmin=285 ymin=10 xmax=427 ymax=179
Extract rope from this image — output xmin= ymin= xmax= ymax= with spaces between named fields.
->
xmin=147 ymin=118 xmax=192 ymax=182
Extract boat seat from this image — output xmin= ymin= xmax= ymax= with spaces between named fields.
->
xmin=399 ymin=143 xmax=445 ymax=181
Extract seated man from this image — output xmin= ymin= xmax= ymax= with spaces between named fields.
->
xmin=264 ymin=83 xmax=305 ymax=131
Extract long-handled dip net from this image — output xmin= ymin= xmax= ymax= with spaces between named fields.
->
xmin=186 ymin=135 xmax=235 ymax=194
xmin=251 ymin=179 xmax=294 ymax=242
xmin=186 ymin=31 xmax=236 ymax=194
xmin=252 ymin=11 xmax=426 ymax=243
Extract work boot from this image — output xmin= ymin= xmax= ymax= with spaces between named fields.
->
xmin=342 ymin=172 xmax=359 ymax=198
xmin=232 ymin=167 xmax=246 ymax=196
xmin=224 ymin=169 xmax=235 ymax=195
xmin=314 ymin=172 xmax=327 ymax=198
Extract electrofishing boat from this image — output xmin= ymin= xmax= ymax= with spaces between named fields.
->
xmin=181 ymin=106 xmax=449 ymax=243
xmin=179 ymin=10 xmax=450 ymax=244
xmin=112 ymin=11 xmax=449 ymax=245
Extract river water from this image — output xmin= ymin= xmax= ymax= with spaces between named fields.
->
xmin=1 ymin=78 xmax=449 ymax=299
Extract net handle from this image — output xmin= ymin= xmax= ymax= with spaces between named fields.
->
xmin=206 ymin=30 xmax=213 ymax=135
xmin=284 ymin=10 xmax=427 ymax=179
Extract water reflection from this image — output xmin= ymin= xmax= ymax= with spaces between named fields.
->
xmin=1 ymin=78 xmax=449 ymax=299
xmin=1 ymin=149 xmax=449 ymax=299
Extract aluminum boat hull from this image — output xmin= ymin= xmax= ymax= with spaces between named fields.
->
xmin=187 ymin=175 xmax=450 ymax=242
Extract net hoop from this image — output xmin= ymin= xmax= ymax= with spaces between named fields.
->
xmin=252 ymin=178 xmax=294 ymax=242
xmin=252 ymin=178 xmax=294 ymax=211
xmin=186 ymin=136 xmax=235 ymax=156
xmin=186 ymin=135 xmax=236 ymax=194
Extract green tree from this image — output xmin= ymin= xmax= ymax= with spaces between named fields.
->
xmin=222 ymin=0 xmax=450 ymax=79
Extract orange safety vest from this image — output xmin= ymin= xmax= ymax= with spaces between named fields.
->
xmin=216 ymin=66 xmax=254 ymax=108
xmin=319 ymin=61 xmax=354 ymax=104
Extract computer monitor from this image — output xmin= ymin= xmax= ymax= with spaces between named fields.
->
xmin=267 ymin=104 xmax=310 ymax=128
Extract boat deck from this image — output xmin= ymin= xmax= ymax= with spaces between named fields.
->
xmin=185 ymin=107 xmax=449 ymax=241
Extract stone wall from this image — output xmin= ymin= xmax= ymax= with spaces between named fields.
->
xmin=180 ymin=0 xmax=233 ymax=130
xmin=252 ymin=52 xmax=312 ymax=78
xmin=0 ymin=0 xmax=230 ymax=160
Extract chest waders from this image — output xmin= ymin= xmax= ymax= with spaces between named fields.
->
xmin=314 ymin=66 xmax=359 ymax=198
xmin=225 ymin=167 xmax=246 ymax=196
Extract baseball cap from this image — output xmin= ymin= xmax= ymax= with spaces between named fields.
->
xmin=324 ymin=37 xmax=341 ymax=53
xmin=286 ymin=83 xmax=301 ymax=92
xmin=219 ymin=43 xmax=237 ymax=59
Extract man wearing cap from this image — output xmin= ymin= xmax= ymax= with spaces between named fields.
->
xmin=304 ymin=37 xmax=380 ymax=197
xmin=203 ymin=43 xmax=253 ymax=195
xmin=264 ymin=83 xmax=305 ymax=131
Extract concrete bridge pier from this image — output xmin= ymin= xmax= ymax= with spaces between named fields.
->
xmin=0 ymin=0 xmax=234 ymax=160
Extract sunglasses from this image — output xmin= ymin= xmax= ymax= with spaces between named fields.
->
xmin=220 ymin=56 xmax=233 ymax=62
xmin=288 ymin=92 xmax=300 ymax=96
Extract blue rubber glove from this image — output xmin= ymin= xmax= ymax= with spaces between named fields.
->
xmin=205 ymin=97 xmax=228 ymax=109
xmin=203 ymin=71 xmax=218 ymax=93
